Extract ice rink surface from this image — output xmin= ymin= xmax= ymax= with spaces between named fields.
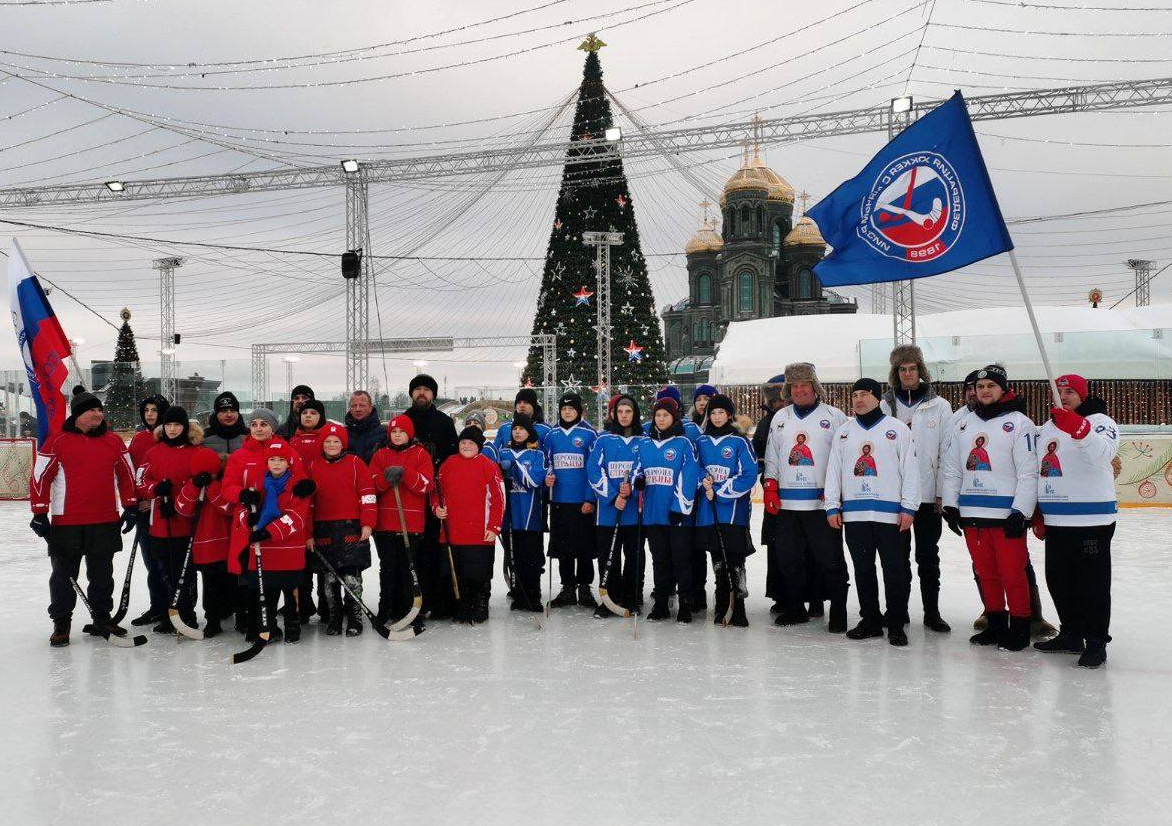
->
xmin=0 ymin=500 xmax=1167 ymax=826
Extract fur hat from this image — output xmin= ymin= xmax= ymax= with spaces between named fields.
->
xmin=888 ymin=344 xmax=931 ymax=389
xmin=783 ymin=362 xmax=823 ymax=401
xmin=409 ymin=374 xmax=439 ymax=396
xmin=761 ymin=374 xmax=786 ymax=407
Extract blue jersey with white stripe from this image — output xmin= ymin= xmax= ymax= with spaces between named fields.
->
xmin=588 ymin=433 xmax=641 ymax=527
xmin=499 ymin=446 xmax=546 ymax=532
xmin=633 ymin=434 xmax=698 ymax=526
xmin=480 ymin=439 xmax=499 ymax=464
xmin=542 ymin=421 xmax=597 ymax=504
xmin=694 ymin=433 xmax=757 ymax=527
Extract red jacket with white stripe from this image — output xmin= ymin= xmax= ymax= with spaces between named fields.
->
xmin=128 ymin=428 xmax=156 ymax=471
xmin=137 ymin=441 xmax=196 ymax=538
xmin=431 ymin=453 xmax=504 ymax=546
xmin=221 ymin=436 xmax=304 ymax=509
xmin=30 ymin=424 xmax=136 ymax=525
xmin=309 ymin=453 xmax=377 ymax=527
xmin=228 ymin=467 xmax=310 ymax=574
xmin=175 ymin=478 xmax=232 ymax=565
xmin=290 ymin=428 xmax=323 ymax=469
xmin=369 ymin=442 xmax=434 ymax=534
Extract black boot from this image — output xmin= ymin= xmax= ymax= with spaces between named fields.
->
xmin=1078 ymin=638 xmax=1107 ymax=669
xmin=828 ymin=601 xmax=847 ymax=634
xmin=285 ymin=611 xmax=301 ymax=644
xmin=577 ymin=585 xmax=598 ymax=609
xmin=317 ymin=577 xmax=331 ymax=625
xmin=50 ymin=617 xmax=70 ymax=647
xmin=998 ymin=616 xmax=1031 ymax=652
xmin=887 ymin=624 xmax=909 ymax=647
xmin=472 ymin=583 xmax=490 ymax=624
xmin=924 ymin=613 xmax=952 ymax=633
xmin=692 ymin=590 xmax=707 ymax=612
xmin=730 ymin=598 xmax=748 ymax=628
xmin=1034 ymin=630 xmax=1085 ymax=654
xmin=550 ymin=586 xmax=577 ymax=609
xmin=676 ymin=596 xmax=693 ymax=624
xmin=970 ymin=610 xmax=1006 ymax=646
xmin=807 ymin=601 xmax=825 ymax=619
xmin=647 ymin=600 xmax=670 ymax=621
xmin=713 ymin=573 xmax=730 ymax=626
xmin=153 ymin=616 xmax=176 ymax=634
xmin=846 ymin=620 xmax=884 ymax=640
xmin=203 ymin=617 xmax=223 ymax=639
xmin=131 ymin=609 xmax=163 ymax=627
xmin=326 ymin=578 xmax=344 ymax=635
xmin=774 ymin=607 xmax=810 ymax=626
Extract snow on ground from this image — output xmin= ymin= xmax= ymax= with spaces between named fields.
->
xmin=0 ymin=500 xmax=1168 ymax=826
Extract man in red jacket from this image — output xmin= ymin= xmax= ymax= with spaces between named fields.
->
xmin=432 ymin=427 xmax=504 ymax=624
xmin=30 ymin=391 xmax=138 ymax=647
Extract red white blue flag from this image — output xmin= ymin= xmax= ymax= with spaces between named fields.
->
xmin=807 ymin=91 xmax=1013 ymax=286
xmin=8 ymin=240 xmax=73 ymax=446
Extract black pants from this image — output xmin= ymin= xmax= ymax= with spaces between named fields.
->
xmin=645 ymin=525 xmax=692 ymax=608
xmin=374 ymin=530 xmax=420 ymax=624
xmin=1044 ymin=523 xmax=1113 ymax=643
xmin=595 ymin=525 xmax=644 ymax=609
xmin=762 ymin=511 xmax=782 ymax=602
xmin=451 ymin=544 xmax=495 ymax=592
xmin=48 ymin=522 xmax=120 ymax=621
xmin=135 ymin=510 xmax=169 ymax=615
xmin=690 ymin=525 xmax=708 ymax=605
xmin=197 ymin=561 xmax=231 ymax=625
xmin=845 ymin=521 xmax=911 ymax=627
xmin=242 ymin=569 xmax=299 ymax=631
xmin=158 ymin=536 xmax=198 ymax=622
xmin=901 ymin=503 xmax=944 ymax=617
xmin=418 ymin=512 xmax=456 ymax=619
xmin=550 ymin=502 xmax=595 ymax=588
xmin=774 ymin=509 xmax=849 ymax=614
xmin=700 ymin=524 xmax=749 ymax=604
xmin=508 ymin=529 xmax=545 ymax=607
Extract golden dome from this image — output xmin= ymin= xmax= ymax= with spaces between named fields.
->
xmin=783 ymin=216 xmax=825 ymax=249
xmin=721 ymin=152 xmax=795 ymax=205
xmin=684 ymin=219 xmax=723 ymax=255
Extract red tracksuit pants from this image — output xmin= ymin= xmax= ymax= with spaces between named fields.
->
xmin=964 ymin=526 xmax=1030 ymax=617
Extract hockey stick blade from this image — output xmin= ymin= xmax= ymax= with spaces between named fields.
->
xmin=374 ymin=623 xmax=422 ymax=642
xmin=232 ymin=632 xmax=269 ymax=664
xmin=599 ymin=588 xmax=631 ymax=619
xmin=168 ymin=608 xmax=204 ymax=640
xmin=388 ymin=596 xmax=422 ymax=633
xmin=106 ymin=630 xmax=149 ymax=648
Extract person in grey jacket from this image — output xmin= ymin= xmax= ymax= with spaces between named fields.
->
xmin=203 ymin=392 xmax=248 ymax=458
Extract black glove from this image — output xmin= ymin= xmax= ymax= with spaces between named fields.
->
xmin=633 ymin=476 xmax=646 ymax=492
xmin=383 ymin=465 xmax=404 ymax=487
xmin=292 ymin=479 xmax=316 ymax=498
xmin=237 ymin=546 xmax=250 ymax=571
xmin=29 ymin=513 xmax=50 ymax=540
xmin=192 ymin=472 xmax=213 ymax=489
xmin=153 ymin=479 xmax=173 ymax=498
xmin=1004 ymin=509 xmax=1027 ymax=539
xmin=239 ymin=489 xmax=260 ymax=507
xmin=159 ymin=498 xmax=177 ymax=518
xmin=120 ymin=507 xmax=137 ymax=534
xmin=942 ymin=506 xmax=962 ymax=536
xmin=248 ymin=528 xmax=271 ymax=544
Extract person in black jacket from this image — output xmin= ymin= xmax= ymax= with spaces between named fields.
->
xmin=754 ymin=374 xmax=787 ymax=614
xmin=345 ymin=390 xmax=384 ymax=464
xmin=276 ymin=384 xmax=315 ymax=439
xmin=401 ymin=374 xmax=460 ymax=619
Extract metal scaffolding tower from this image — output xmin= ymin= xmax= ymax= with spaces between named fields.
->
xmin=153 ymin=256 xmax=183 ymax=401
xmin=887 ymin=97 xmax=917 ymax=345
xmin=344 ymin=169 xmax=372 ymax=392
xmin=871 ymin=283 xmax=888 ymax=314
xmin=1127 ymin=259 xmax=1156 ymax=307
xmin=583 ymin=231 xmax=623 ymax=421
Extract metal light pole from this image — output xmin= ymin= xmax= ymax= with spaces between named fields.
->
xmin=1127 ymin=259 xmax=1156 ymax=307
xmin=888 ymin=96 xmax=916 ymax=345
xmin=153 ymin=256 xmax=183 ymax=400
xmin=283 ymin=355 xmax=299 ymax=397
xmin=582 ymin=230 xmax=623 ymax=422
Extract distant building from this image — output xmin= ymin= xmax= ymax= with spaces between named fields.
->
xmin=144 ymin=373 xmax=221 ymax=418
xmin=662 ymin=144 xmax=856 ymax=383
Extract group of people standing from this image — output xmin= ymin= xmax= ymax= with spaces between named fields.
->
xmin=30 ymin=347 xmax=1119 ymax=668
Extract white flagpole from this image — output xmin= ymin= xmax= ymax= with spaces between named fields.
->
xmin=1008 ymin=249 xmax=1061 ymax=408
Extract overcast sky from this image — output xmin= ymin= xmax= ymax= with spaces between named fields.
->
xmin=1 ymin=0 xmax=1169 ymax=401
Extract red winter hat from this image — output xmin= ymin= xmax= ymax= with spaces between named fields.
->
xmin=1056 ymin=374 xmax=1088 ymax=401
xmin=264 ymin=439 xmax=296 ymax=464
xmin=189 ymin=446 xmax=223 ymax=477
xmin=317 ymin=422 xmax=349 ymax=451
xmin=387 ymin=414 xmax=415 ymax=440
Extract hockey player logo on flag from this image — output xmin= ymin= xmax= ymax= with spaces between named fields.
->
xmin=807 ymin=90 xmax=1061 ymax=404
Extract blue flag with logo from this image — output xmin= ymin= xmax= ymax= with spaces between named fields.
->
xmin=807 ymin=91 xmax=1013 ymax=287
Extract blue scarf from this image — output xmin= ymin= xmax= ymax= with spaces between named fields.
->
xmin=257 ymin=470 xmax=291 ymax=531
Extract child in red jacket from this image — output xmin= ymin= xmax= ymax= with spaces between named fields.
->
xmin=136 ymin=406 xmax=199 ymax=634
xmin=369 ymin=415 xmax=434 ymax=632
xmin=175 ymin=446 xmax=233 ymax=637
xmin=290 ymin=399 xmax=327 ymax=467
xmin=432 ymin=427 xmax=504 ymax=624
xmin=308 ymin=422 xmax=376 ymax=637
xmin=230 ymin=439 xmax=314 ymax=643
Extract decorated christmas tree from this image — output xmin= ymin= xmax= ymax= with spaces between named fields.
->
xmin=525 ymin=34 xmax=668 ymax=409
xmin=106 ymin=308 xmax=144 ymax=430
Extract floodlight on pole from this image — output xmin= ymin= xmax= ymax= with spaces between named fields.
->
xmin=104 ymin=180 xmax=125 ymax=193
xmin=891 ymin=95 xmax=913 ymax=114
xmin=605 ymin=126 xmax=622 ymax=142
xmin=341 ymin=159 xmax=360 ymax=174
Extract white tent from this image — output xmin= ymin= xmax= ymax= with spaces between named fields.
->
xmin=709 ymin=305 xmax=1172 ymax=384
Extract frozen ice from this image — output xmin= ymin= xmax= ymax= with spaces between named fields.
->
xmin=0 ymin=500 xmax=1167 ymax=825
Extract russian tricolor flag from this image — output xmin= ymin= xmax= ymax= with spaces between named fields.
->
xmin=7 ymin=240 xmax=73 ymax=447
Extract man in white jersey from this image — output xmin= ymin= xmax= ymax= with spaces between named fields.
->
xmin=1032 ymin=373 xmax=1117 ymax=669
xmin=880 ymin=345 xmax=953 ymax=633
xmin=763 ymin=362 xmax=849 ymax=632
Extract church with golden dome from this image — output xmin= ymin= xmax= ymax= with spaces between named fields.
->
xmin=661 ymin=143 xmax=857 ymax=380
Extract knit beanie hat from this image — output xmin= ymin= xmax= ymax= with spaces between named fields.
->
xmin=693 ymin=383 xmax=718 ymax=402
xmin=651 ymin=397 xmax=681 ymax=422
xmin=70 ymin=389 xmax=102 ymax=418
xmin=1056 ymin=374 xmax=1088 ymax=401
xmin=214 ymin=391 xmax=240 ymax=412
xmin=851 ymin=378 xmax=883 ymax=401
xmin=558 ymin=392 xmax=583 ymax=414
xmin=458 ymin=426 xmax=485 ymax=450
xmin=248 ymin=408 xmax=280 ymax=429
xmin=387 ymin=414 xmax=415 ymax=440
xmin=655 ymin=385 xmax=683 ymax=407
xmin=975 ymin=364 xmax=1009 ymax=392
xmin=706 ymin=394 xmax=735 ymax=418
xmin=317 ymin=422 xmax=349 ymax=451
xmin=409 ymin=374 xmax=439 ymax=396
xmin=510 ymin=413 xmax=536 ymax=445
xmin=299 ymin=399 xmax=326 ymax=426
xmin=515 ymin=388 xmax=539 ymax=408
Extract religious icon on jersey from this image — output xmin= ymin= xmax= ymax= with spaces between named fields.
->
xmin=1040 ymin=441 xmax=1063 ymax=478
xmin=788 ymin=432 xmax=815 ymax=466
xmin=966 ymin=435 xmax=992 ymax=472
xmin=853 ymin=443 xmax=878 ymax=477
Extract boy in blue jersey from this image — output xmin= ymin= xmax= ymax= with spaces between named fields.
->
xmin=492 ymin=389 xmax=550 ymax=597
xmin=499 ymin=414 xmax=546 ymax=612
xmin=642 ymin=386 xmax=702 ymax=444
xmin=544 ymin=392 xmax=598 ymax=609
xmin=696 ymin=395 xmax=756 ymax=627
xmin=588 ymin=394 xmax=645 ymax=617
xmin=635 ymin=397 xmax=699 ymax=623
